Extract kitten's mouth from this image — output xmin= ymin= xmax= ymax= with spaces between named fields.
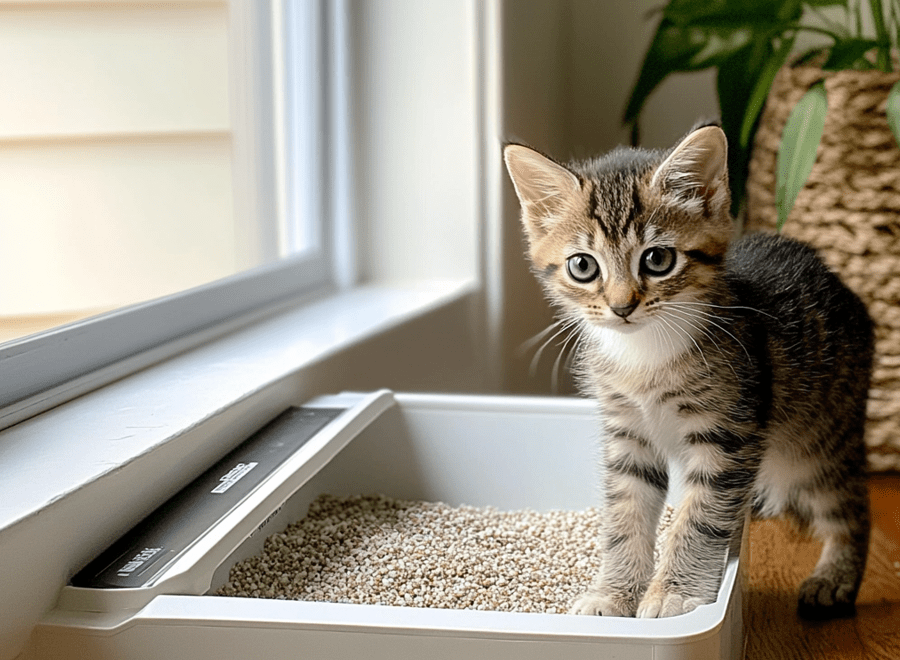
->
xmin=609 ymin=317 xmax=644 ymax=333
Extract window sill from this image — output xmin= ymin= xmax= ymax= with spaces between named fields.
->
xmin=0 ymin=277 xmax=478 ymax=535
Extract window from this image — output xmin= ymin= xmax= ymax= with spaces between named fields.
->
xmin=0 ymin=5 xmax=492 ymax=657
xmin=0 ymin=0 xmax=340 ymax=429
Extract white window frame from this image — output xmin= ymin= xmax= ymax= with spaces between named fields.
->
xmin=0 ymin=0 xmax=342 ymax=432
xmin=0 ymin=3 xmax=500 ymax=656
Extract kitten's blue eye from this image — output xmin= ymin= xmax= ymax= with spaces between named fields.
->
xmin=566 ymin=254 xmax=600 ymax=283
xmin=640 ymin=247 xmax=676 ymax=276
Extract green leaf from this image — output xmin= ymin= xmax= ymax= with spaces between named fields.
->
xmin=689 ymin=28 xmax=753 ymax=68
xmin=776 ymin=83 xmax=828 ymax=230
xmin=887 ymin=81 xmax=900 ymax=149
xmin=802 ymin=0 xmax=847 ymax=6
xmin=740 ymin=35 xmax=796 ymax=149
xmin=869 ymin=0 xmax=892 ymax=71
xmin=623 ymin=0 xmax=798 ymax=127
xmin=664 ymin=0 xmax=802 ymax=26
xmin=623 ymin=20 xmax=706 ymax=125
xmin=854 ymin=0 xmax=864 ymax=38
xmin=821 ymin=37 xmax=880 ymax=69
xmin=718 ymin=38 xmax=774 ymax=216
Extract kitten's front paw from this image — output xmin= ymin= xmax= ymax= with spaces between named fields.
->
xmin=569 ymin=590 xmax=636 ymax=617
xmin=636 ymin=582 xmax=705 ymax=618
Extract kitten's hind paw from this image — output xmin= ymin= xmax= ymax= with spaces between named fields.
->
xmin=798 ymin=576 xmax=858 ymax=620
xmin=568 ymin=591 xmax=636 ymax=617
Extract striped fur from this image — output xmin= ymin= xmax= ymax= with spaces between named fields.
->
xmin=504 ymin=125 xmax=873 ymax=619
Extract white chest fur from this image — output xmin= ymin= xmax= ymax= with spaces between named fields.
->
xmin=589 ymin=316 xmax=694 ymax=375
xmin=586 ymin=318 xmax=710 ymax=459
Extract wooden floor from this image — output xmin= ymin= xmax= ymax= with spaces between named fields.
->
xmin=746 ymin=474 xmax=900 ymax=659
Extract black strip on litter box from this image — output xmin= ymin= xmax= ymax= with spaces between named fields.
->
xmin=70 ymin=406 xmax=344 ymax=590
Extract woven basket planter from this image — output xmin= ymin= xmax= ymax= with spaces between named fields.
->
xmin=746 ymin=63 xmax=900 ymax=472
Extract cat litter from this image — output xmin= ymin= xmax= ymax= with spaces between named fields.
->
xmin=217 ymin=493 xmax=676 ymax=614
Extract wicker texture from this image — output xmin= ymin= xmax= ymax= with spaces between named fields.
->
xmin=747 ymin=64 xmax=900 ymax=472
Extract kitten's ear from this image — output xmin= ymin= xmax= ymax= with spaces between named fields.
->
xmin=503 ymin=144 xmax=580 ymax=239
xmin=650 ymin=125 xmax=729 ymax=214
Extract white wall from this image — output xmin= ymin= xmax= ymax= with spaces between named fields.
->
xmin=566 ymin=0 xmax=718 ymax=154
xmin=348 ymin=0 xmax=480 ymax=285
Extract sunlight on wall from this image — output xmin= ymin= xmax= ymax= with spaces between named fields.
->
xmin=0 ymin=3 xmax=241 ymax=341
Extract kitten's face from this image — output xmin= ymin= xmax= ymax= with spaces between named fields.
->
xmin=504 ymin=126 xmax=733 ymax=336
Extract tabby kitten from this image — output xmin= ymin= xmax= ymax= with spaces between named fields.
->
xmin=503 ymin=124 xmax=873 ymax=619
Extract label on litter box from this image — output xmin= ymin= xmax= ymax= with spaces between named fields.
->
xmin=211 ymin=462 xmax=258 ymax=494
xmin=70 ymin=406 xmax=344 ymax=590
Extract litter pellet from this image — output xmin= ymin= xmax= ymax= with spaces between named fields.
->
xmin=216 ymin=494 xmax=676 ymax=614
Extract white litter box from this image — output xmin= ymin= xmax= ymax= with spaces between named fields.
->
xmin=27 ymin=390 xmax=746 ymax=660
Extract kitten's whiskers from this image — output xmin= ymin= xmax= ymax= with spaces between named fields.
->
xmin=564 ymin=332 xmax=586 ymax=379
xmin=552 ymin=325 xmax=581 ymax=392
xmin=658 ymin=301 xmax=729 ymax=323
xmin=660 ymin=308 xmax=739 ymax=379
xmin=650 ymin=321 xmax=674 ymax=371
xmin=528 ymin=319 xmax=579 ymax=378
xmin=656 ymin=313 xmax=710 ymax=373
xmin=649 ymin=312 xmax=677 ymax=359
xmin=661 ymin=309 xmax=721 ymax=352
xmin=517 ymin=320 xmax=562 ymax=356
xmin=661 ymin=302 xmax=752 ymax=363
xmin=662 ymin=300 xmax=778 ymax=320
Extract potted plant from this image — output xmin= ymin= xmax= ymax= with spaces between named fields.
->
xmin=625 ymin=0 xmax=900 ymax=225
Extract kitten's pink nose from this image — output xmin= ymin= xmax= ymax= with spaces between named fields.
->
xmin=610 ymin=301 xmax=639 ymax=319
